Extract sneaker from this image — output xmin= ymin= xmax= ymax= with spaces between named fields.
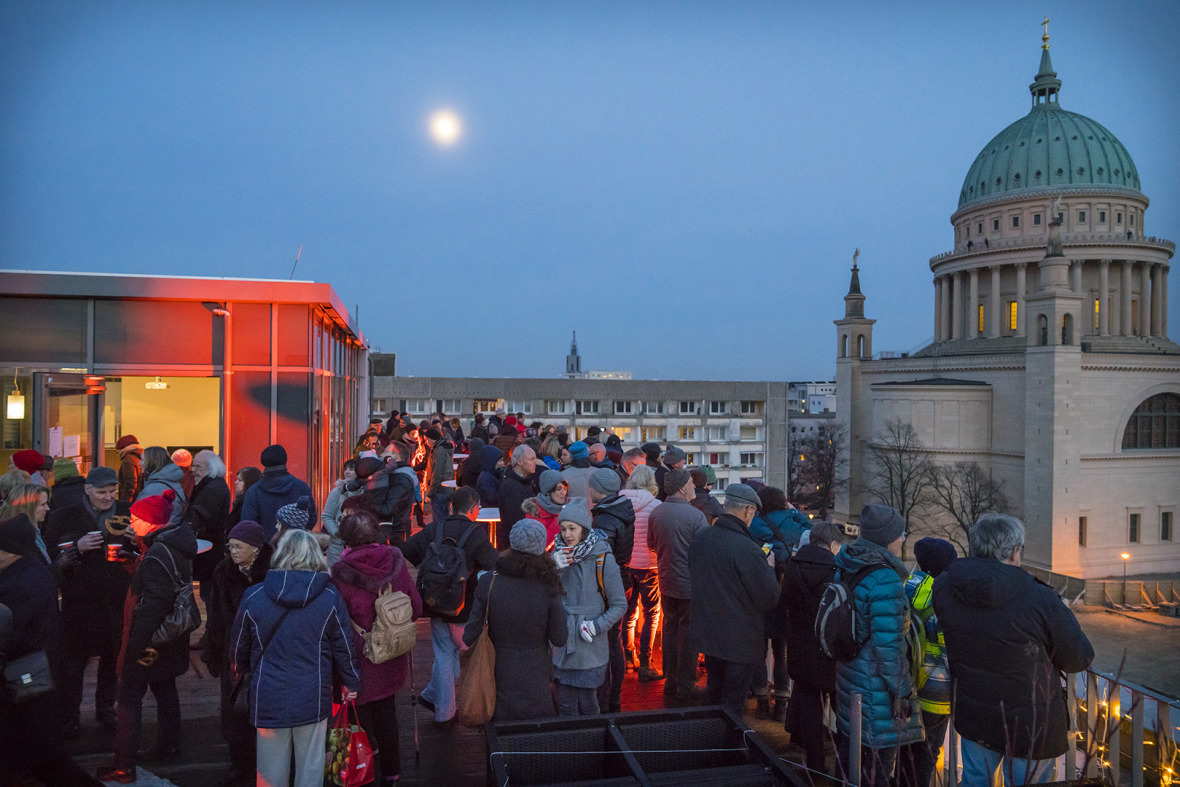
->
xmin=773 ymin=698 xmax=788 ymax=723
xmin=755 ymin=696 xmax=771 ymax=719
xmin=96 ymin=765 xmax=137 ymax=784
xmin=675 ymin=684 xmax=707 ymax=703
xmin=637 ymin=667 xmax=664 ymax=682
xmin=624 ymin=649 xmax=638 ymax=671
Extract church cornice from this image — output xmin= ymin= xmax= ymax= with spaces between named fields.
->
xmin=1080 ymin=359 xmax=1180 ymax=372
xmin=1080 ymin=451 xmax=1180 ymax=461
xmin=929 ymin=233 xmax=1175 ymax=269
xmin=859 ymin=357 xmax=1026 ymax=374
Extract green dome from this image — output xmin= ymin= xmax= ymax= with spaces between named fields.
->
xmin=957 ymin=49 xmax=1141 ymax=209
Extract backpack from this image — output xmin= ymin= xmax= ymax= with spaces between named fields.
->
xmin=416 ymin=522 xmax=476 ymax=617
xmin=352 ymin=584 xmax=416 ymax=664
xmin=814 ymin=564 xmax=885 ymax=661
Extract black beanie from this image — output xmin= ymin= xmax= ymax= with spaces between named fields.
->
xmin=260 ymin=444 xmax=287 ymax=467
xmin=0 ymin=514 xmax=38 ymax=557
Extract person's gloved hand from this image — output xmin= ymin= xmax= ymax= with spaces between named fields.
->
xmin=579 ymin=620 xmax=597 ymax=643
xmin=552 ymin=548 xmax=572 ymax=569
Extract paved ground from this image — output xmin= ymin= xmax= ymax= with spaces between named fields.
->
xmin=1073 ymin=606 xmax=1180 ymax=700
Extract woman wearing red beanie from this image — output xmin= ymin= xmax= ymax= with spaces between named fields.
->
xmin=97 ymin=489 xmax=198 ymax=784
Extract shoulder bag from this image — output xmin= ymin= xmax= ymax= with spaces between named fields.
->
xmin=457 ymin=575 xmax=496 ymax=727
xmin=230 ymin=607 xmax=291 ymax=715
xmin=147 ymin=547 xmax=203 ymax=647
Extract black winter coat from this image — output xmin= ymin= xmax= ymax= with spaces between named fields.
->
xmin=44 ymin=501 xmax=136 ymax=658
xmin=201 ymin=543 xmax=274 ymax=677
xmin=498 ymin=468 xmax=535 ymax=531
xmin=776 ymin=543 xmax=837 ymax=692
xmin=401 ymin=514 xmax=499 ymax=623
xmin=463 ymin=552 xmax=568 ymax=722
xmin=187 ymin=475 xmax=231 ymax=582
xmin=119 ymin=521 xmax=198 ymax=682
xmin=591 ymin=494 xmax=636 ymax=568
xmin=933 ymin=557 xmax=1094 ymax=759
xmin=352 ymin=465 xmax=415 ymax=540
xmin=49 ymin=476 xmax=86 ymax=512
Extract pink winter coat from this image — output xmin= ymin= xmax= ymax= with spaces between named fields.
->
xmin=330 ymin=543 xmax=422 ymax=704
xmin=620 ymin=489 xmax=660 ymax=570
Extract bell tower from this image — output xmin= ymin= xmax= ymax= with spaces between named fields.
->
xmin=835 ymin=249 xmax=876 ymax=523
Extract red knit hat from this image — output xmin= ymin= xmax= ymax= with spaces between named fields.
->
xmin=11 ymin=449 xmax=44 ymax=474
xmin=131 ymin=490 xmax=175 ymax=527
xmin=115 ymin=434 xmax=140 ymax=451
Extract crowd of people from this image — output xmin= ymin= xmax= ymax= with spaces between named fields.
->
xmin=0 ymin=408 xmax=1096 ymax=787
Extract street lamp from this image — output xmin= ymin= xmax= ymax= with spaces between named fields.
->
xmin=1120 ymin=552 xmax=1131 ymax=601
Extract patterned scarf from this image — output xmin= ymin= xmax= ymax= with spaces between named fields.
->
xmin=553 ymin=527 xmax=602 ymax=565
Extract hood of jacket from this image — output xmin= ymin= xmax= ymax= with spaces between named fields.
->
xmin=149 ymin=519 xmax=198 ymax=559
xmin=569 ymin=457 xmax=591 ymax=469
xmin=788 ymin=543 xmax=838 ymax=590
xmin=256 ymin=469 xmax=301 ymax=497
xmin=263 ymin=567 xmax=332 ymax=609
xmin=942 ymin=555 xmax=1037 ymax=608
xmin=480 ymin=444 xmax=503 ymax=469
xmin=431 ymin=439 xmax=454 ymax=454
xmin=834 ymin=537 xmax=908 ymax=580
xmin=592 ymin=494 xmax=635 ymax=525
xmin=331 ymin=543 xmax=408 ymax=595
xmin=146 ymin=463 xmax=185 ymax=490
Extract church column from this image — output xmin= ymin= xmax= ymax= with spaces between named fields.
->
xmin=1015 ymin=263 xmax=1027 ymax=337
xmin=1140 ymin=262 xmax=1152 ymax=337
xmin=951 ymin=272 xmax=963 ymax=340
xmin=1121 ymin=260 xmax=1134 ymax=335
xmin=933 ymin=276 xmax=944 ymax=341
xmin=989 ymin=265 xmax=1001 ymax=338
xmin=1070 ymin=260 xmax=1082 ymax=294
xmin=1163 ymin=265 xmax=1170 ymax=337
xmin=1098 ymin=259 xmax=1111 ymax=335
xmin=1151 ymin=263 xmax=1163 ymax=336
xmin=968 ymin=268 xmax=979 ymax=338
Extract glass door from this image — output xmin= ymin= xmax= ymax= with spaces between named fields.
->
xmin=34 ymin=373 xmax=105 ymax=475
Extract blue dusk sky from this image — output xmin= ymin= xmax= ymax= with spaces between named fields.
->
xmin=2 ymin=2 xmax=1178 ymax=381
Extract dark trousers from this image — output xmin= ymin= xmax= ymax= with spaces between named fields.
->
xmin=429 ymin=492 xmax=451 ymax=524
xmin=785 ymin=681 xmax=830 ymax=772
xmin=356 ymin=694 xmax=401 ymax=782
xmin=597 ymin=569 xmax=633 ymax=711
xmin=113 ymin=673 xmax=181 ymax=769
xmin=218 ymin=670 xmax=255 ymax=778
xmin=660 ymin=596 xmax=696 ymax=696
xmin=624 ymin=568 xmax=660 ymax=664
xmin=897 ymin=711 xmax=950 ymax=787
xmin=753 ymin=637 xmax=788 ymax=699
xmin=837 ymin=735 xmax=899 ymax=787
xmin=61 ymin=648 xmax=119 ymax=723
xmin=704 ymin=656 xmax=760 ymax=718
xmin=0 ymin=690 xmax=100 ymax=786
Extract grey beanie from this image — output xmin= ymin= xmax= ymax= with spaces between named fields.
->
xmin=664 ymin=445 xmax=687 ymax=466
xmin=858 ymin=504 xmax=906 ymax=547
xmin=559 ymin=499 xmax=593 ymax=532
xmin=663 ymin=468 xmax=691 ymax=497
xmin=85 ymin=466 xmax=119 ymax=487
xmin=510 ymin=518 xmax=548 ymax=555
xmin=723 ymin=483 xmax=761 ymax=511
xmin=588 ymin=468 xmax=621 ymax=496
xmin=539 ymin=469 xmax=565 ymax=496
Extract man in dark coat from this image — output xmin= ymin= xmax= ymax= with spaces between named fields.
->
xmin=688 ymin=483 xmax=779 ymax=717
xmin=351 ymin=456 xmax=415 ymax=544
xmin=497 ymin=445 xmax=538 ymax=548
xmin=933 ymin=514 xmax=1094 ymax=786
xmin=241 ymin=444 xmax=316 ymax=540
xmin=588 ymin=468 xmax=636 ymax=713
xmin=401 ymin=487 xmax=498 ymax=725
xmin=187 ymin=452 xmax=231 ymax=590
xmin=0 ymin=514 xmax=104 ymax=786
xmin=43 ymin=466 xmax=135 ymax=735
xmin=49 ymin=457 xmax=87 ymax=512
xmin=115 ymin=434 xmax=143 ymax=503
xmin=654 ymin=444 xmax=686 ymax=501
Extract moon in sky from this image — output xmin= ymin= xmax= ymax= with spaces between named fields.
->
xmin=429 ymin=110 xmax=461 ymax=145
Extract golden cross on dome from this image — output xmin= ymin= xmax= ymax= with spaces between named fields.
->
xmin=1042 ymin=16 xmax=1050 ymax=50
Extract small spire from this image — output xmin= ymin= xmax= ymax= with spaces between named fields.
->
xmin=847 ymin=248 xmax=862 ymax=296
xmin=1029 ymin=20 xmax=1062 ymax=107
xmin=571 ymin=330 xmax=578 ymax=353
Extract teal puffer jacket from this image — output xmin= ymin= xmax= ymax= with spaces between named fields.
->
xmin=833 ymin=539 xmax=925 ymax=750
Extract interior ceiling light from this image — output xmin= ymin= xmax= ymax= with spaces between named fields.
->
xmin=6 ymin=368 xmax=24 ymax=420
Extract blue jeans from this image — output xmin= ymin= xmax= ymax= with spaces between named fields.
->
xmin=420 ymin=618 xmax=463 ymax=722
xmin=429 ymin=492 xmax=451 ymax=524
xmin=960 ymin=737 xmax=1057 ymax=787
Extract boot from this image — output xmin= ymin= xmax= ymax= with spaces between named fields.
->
xmin=773 ymin=696 xmax=788 ymax=723
xmin=637 ymin=659 xmax=664 ymax=682
xmin=755 ymin=695 xmax=771 ymax=719
xmin=624 ymin=647 xmax=638 ymax=671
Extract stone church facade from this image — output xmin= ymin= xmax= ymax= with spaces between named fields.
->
xmin=835 ymin=40 xmax=1179 ymax=579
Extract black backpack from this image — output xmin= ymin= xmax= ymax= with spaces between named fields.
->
xmin=416 ymin=522 xmax=476 ymax=617
xmin=814 ymin=564 xmax=885 ymax=661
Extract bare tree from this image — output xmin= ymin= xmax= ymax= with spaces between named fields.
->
xmin=798 ymin=422 xmax=848 ymax=519
xmin=863 ymin=419 xmax=934 ymax=527
xmin=927 ymin=461 xmax=1010 ymax=553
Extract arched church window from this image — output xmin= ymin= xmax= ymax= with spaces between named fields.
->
xmin=1062 ymin=314 xmax=1073 ymax=345
xmin=1037 ymin=314 xmax=1049 ymax=346
xmin=840 ymin=334 xmax=848 ymax=358
xmin=856 ymin=335 xmax=865 ymax=358
xmin=1121 ymin=393 xmax=1180 ymax=450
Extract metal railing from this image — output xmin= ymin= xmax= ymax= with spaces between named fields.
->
xmin=838 ymin=669 xmax=1179 ymax=787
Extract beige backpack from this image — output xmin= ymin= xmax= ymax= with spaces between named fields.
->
xmin=352 ymin=584 xmax=416 ymax=664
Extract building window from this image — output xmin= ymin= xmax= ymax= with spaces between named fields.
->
xmin=992 ymin=219 xmax=1000 ymax=231
xmin=978 ymin=304 xmax=985 ymax=334
xmin=709 ymin=400 xmax=728 ymax=415
xmin=642 ymin=401 xmax=665 ymax=415
xmin=610 ymin=426 xmax=633 ymax=442
xmin=372 ymin=398 xmax=387 ymax=414
xmin=678 ymin=426 xmax=696 ymax=440
xmin=740 ymin=425 xmax=758 ymax=441
xmin=1077 ymin=211 xmax=1086 ymax=223
xmin=440 ymin=399 xmax=461 ymax=414
xmin=1162 ymin=511 xmax=1174 ymax=542
xmin=1033 ymin=213 xmax=1042 ymax=226
xmin=547 ymin=400 xmax=568 ymax=415
xmin=1121 ymin=393 xmax=1180 ymax=449
xmin=739 ymin=452 xmax=763 ymax=467
xmin=613 ymin=400 xmax=633 ymax=415
xmin=1094 ymin=298 xmax=1101 ymax=332
xmin=1117 ymin=212 xmax=1123 ymax=224
xmin=1099 ymin=211 xmax=1106 ymax=223
xmin=977 ymin=222 xmax=983 ymax=234
xmin=1008 ymin=301 xmax=1018 ymax=332
xmin=1078 ymin=516 xmax=1087 ymax=547
xmin=401 ymin=398 xmax=429 ymax=414
xmin=685 ymin=452 xmax=695 ymax=465
xmin=641 ymin=426 xmax=665 ymax=442
xmin=505 ymin=400 xmax=533 ymax=415
xmin=1012 ymin=216 xmax=1020 ymax=228
xmin=1129 ymin=513 xmax=1140 ymax=543
xmin=1131 ymin=213 xmax=1136 ymax=227
xmin=707 ymin=426 xmax=727 ymax=441
xmin=740 ymin=401 xmax=763 ymax=415
xmin=709 ymin=452 xmax=721 ymax=465
xmin=679 ymin=400 xmax=698 ymax=415
xmin=473 ymin=399 xmax=500 ymax=414
xmin=576 ymin=400 xmax=599 ymax=416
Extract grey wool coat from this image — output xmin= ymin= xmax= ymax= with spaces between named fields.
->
xmin=552 ymin=538 xmax=627 ymax=672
